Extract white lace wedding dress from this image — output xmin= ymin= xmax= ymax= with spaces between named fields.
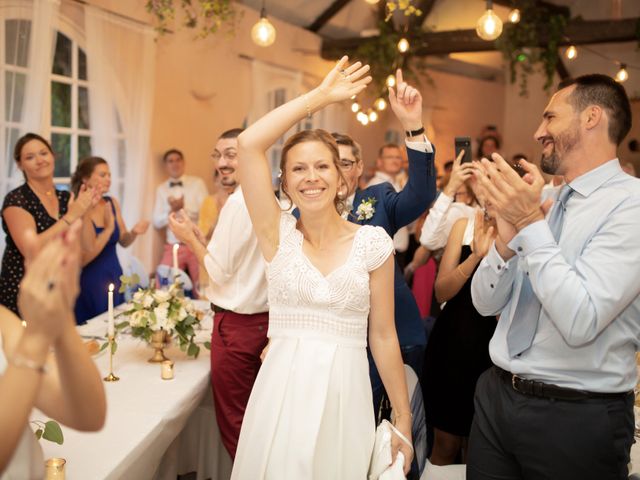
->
xmin=231 ymin=212 xmax=394 ymax=479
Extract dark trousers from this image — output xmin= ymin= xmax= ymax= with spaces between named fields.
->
xmin=210 ymin=310 xmax=268 ymax=459
xmin=467 ymin=366 xmax=634 ymax=480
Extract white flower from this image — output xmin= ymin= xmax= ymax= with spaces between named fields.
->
xmin=153 ymin=302 xmax=170 ymax=330
xmin=177 ymin=306 xmax=188 ymax=321
xmin=133 ymin=291 xmax=145 ymax=303
xmin=356 ymin=197 xmax=377 ymax=221
xmin=129 ymin=309 xmax=148 ymax=328
xmin=185 ymin=302 xmax=195 ymax=314
xmin=154 ymin=290 xmax=171 ymax=303
xmin=142 ymin=293 xmax=154 ymax=308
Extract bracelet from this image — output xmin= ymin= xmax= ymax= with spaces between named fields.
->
xmin=456 ymin=264 xmax=470 ymax=279
xmin=393 ymin=411 xmax=413 ymax=424
xmin=303 ymin=93 xmax=312 ymax=119
xmin=61 ymin=216 xmax=72 ymax=226
xmin=10 ymin=354 xmax=48 ymax=374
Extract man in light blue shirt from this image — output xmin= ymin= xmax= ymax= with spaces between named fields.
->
xmin=468 ymin=74 xmax=638 ymax=479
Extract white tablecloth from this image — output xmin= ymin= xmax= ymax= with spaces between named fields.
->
xmin=34 ymin=301 xmax=232 ymax=479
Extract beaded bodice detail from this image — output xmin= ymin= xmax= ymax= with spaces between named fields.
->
xmin=267 ymin=213 xmax=393 ymax=346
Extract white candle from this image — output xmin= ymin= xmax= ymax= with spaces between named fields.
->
xmin=172 ymin=243 xmax=179 ymax=277
xmin=108 ymin=283 xmax=115 ymax=338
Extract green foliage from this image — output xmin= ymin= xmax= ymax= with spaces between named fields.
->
xmin=145 ymin=0 xmax=237 ymax=38
xmin=32 ymin=420 xmax=64 ymax=445
xmin=495 ymin=0 xmax=568 ymax=96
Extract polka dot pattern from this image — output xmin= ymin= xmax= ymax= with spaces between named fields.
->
xmin=0 ymin=184 xmax=69 ymax=316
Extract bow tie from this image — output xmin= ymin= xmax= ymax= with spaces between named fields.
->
xmin=169 ymin=181 xmax=183 ymax=187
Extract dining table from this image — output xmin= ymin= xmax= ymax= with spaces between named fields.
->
xmin=33 ymin=300 xmax=232 ymax=479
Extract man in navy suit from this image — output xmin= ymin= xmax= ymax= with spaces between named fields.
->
xmin=333 ymin=69 xmax=437 ymax=413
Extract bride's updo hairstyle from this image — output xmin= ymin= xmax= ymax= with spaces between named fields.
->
xmin=280 ymin=129 xmax=347 ymax=214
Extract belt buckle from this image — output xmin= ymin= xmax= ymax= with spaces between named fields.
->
xmin=511 ymin=374 xmax=521 ymax=392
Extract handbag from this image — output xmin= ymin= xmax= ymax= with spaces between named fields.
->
xmin=368 ymin=419 xmax=414 ymax=480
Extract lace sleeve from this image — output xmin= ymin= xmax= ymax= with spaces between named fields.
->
xmin=364 ymin=226 xmax=394 ymax=272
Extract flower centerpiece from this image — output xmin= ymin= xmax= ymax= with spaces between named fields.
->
xmin=116 ymin=274 xmax=202 ymax=359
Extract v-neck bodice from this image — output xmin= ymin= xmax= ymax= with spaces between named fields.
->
xmin=266 ymin=212 xmax=393 ymax=347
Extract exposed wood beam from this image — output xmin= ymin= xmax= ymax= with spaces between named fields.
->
xmin=321 ymin=17 xmax=640 ymax=58
xmin=492 ymin=0 xmax=570 ymax=18
xmin=307 ymin=0 xmax=352 ymax=33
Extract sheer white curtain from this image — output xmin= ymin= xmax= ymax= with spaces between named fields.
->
xmin=0 ymin=0 xmax=59 ymax=256
xmin=83 ymin=5 xmax=156 ymax=268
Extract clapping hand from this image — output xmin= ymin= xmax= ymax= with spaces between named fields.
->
xmin=19 ymin=221 xmax=83 ymax=340
xmin=388 ymin=69 xmax=423 ymax=133
xmin=316 ymin=56 xmax=372 ymax=105
xmin=168 ymin=196 xmax=184 ymax=212
xmin=67 ymin=184 xmax=100 ymax=221
xmin=471 ymin=210 xmax=497 ymax=258
xmin=168 ymin=210 xmax=198 ymax=245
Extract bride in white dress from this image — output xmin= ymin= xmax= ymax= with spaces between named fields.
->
xmin=231 ymin=56 xmax=414 ymax=479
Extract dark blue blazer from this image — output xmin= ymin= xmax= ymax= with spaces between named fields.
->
xmin=350 ymin=145 xmax=436 ymax=347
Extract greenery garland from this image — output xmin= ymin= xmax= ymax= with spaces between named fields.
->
xmin=495 ymin=0 xmax=568 ymax=96
xmin=146 ymin=0 xmax=236 ymax=37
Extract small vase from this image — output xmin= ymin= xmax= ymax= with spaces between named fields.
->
xmin=148 ymin=329 xmax=170 ymax=363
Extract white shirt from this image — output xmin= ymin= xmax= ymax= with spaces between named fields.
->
xmin=152 ymin=175 xmax=208 ymax=245
xmin=420 ymin=192 xmax=476 ymax=251
xmin=203 ymin=187 xmax=268 ymax=314
xmin=471 ymin=159 xmax=640 ymax=392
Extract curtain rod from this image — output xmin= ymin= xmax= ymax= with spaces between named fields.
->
xmin=238 ymin=53 xmax=322 ymax=80
xmin=67 ymin=0 xmax=152 ymax=28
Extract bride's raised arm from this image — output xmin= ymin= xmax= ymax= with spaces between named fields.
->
xmin=237 ymin=56 xmax=371 ymax=261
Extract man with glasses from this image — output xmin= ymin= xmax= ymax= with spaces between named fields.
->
xmin=331 ymin=68 xmax=437 ymax=415
xmin=167 ymin=128 xmax=269 ymax=460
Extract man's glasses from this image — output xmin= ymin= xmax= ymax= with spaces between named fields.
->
xmin=338 ymin=159 xmax=357 ymax=171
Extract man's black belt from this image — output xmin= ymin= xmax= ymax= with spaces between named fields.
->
xmin=210 ymin=303 xmax=228 ymax=314
xmin=494 ymin=366 xmax=632 ymax=401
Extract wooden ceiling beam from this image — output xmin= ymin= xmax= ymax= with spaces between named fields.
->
xmin=308 ymin=0 xmax=353 ymax=33
xmin=492 ymin=0 xmax=570 ymax=18
xmin=321 ymin=17 xmax=640 ymax=58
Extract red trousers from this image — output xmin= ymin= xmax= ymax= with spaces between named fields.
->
xmin=210 ymin=310 xmax=268 ymax=459
xmin=158 ymin=243 xmax=200 ymax=298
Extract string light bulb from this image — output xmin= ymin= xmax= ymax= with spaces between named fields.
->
xmin=364 ymin=0 xmax=380 ymax=4
xmin=357 ymin=111 xmax=370 ymax=125
xmin=397 ymin=38 xmax=410 ymax=53
xmin=386 ymin=74 xmax=396 ymax=88
xmin=374 ymin=97 xmax=387 ymax=111
xmin=476 ymin=0 xmax=503 ymax=41
xmin=351 ymin=102 xmax=360 ymax=113
xmin=565 ymin=45 xmax=577 ymax=60
xmin=251 ymin=4 xmax=276 ymax=47
xmin=615 ymin=64 xmax=628 ymax=83
xmin=508 ymin=8 xmax=520 ymax=24
xmin=368 ymin=110 xmax=378 ymax=122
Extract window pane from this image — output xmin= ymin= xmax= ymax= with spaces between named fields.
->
xmin=51 ymin=81 xmax=71 ymax=127
xmin=52 ymin=32 xmax=72 ymax=77
xmin=79 ymin=48 xmax=88 ymax=80
xmin=52 ymin=133 xmax=71 ymax=177
xmin=5 ymin=127 xmax=21 ymax=177
xmin=5 ymin=19 xmax=31 ymax=67
xmin=78 ymin=135 xmax=92 ymax=160
xmin=4 ymin=71 xmax=26 ymax=122
xmin=78 ymin=86 xmax=90 ymax=129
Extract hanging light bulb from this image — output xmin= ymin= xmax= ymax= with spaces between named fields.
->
xmin=356 ymin=111 xmax=369 ymax=125
xmin=364 ymin=0 xmax=380 ymax=4
xmin=565 ymin=45 xmax=577 ymax=60
xmin=508 ymin=8 xmax=520 ymax=24
xmin=351 ymin=102 xmax=360 ymax=113
xmin=386 ymin=74 xmax=396 ymax=88
xmin=476 ymin=0 xmax=503 ymax=41
xmin=251 ymin=3 xmax=276 ymax=47
xmin=615 ymin=64 xmax=628 ymax=83
xmin=374 ymin=97 xmax=387 ymax=111
xmin=397 ymin=38 xmax=410 ymax=53
xmin=368 ymin=110 xmax=378 ymax=122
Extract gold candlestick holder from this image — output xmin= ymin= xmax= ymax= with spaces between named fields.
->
xmin=103 ymin=336 xmax=120 ymax=382
xmin=148 ymin=329 xmax=171 ymax=363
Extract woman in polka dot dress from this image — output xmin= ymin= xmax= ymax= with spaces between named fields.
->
xmin=0 ymin=133 xmax=98 ymax=317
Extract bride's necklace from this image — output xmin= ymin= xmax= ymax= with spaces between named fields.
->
xmin=28 ymin=181 xmax=55 ymax=197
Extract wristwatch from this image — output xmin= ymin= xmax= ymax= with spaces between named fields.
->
xmin=405 ymin=126 xmax=425 ymax=138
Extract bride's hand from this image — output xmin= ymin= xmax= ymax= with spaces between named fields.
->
xmin=391 ymin=419 xmax=414 ymax=475
xmin=316 ymin=55 xmax=372 ymax=105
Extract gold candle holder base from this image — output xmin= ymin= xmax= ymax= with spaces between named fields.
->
xmin=45 ymin=457 xmax=66 ymax=479
xmin=148 ymin=329 xmax=170 ymax=363
xmin=103 ymin=372 xmax=120 ymax=382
